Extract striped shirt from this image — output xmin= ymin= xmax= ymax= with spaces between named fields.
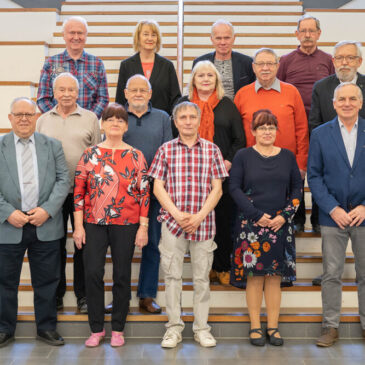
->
xmin=149 ymin=136 xmax=228 ymax=241
xmin=37 ymin=50 xmax=109 ymax=119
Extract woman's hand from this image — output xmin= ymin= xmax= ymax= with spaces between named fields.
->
xmin=73 ymin=226 xmax=86 ymax=250
xmin=268 ymin=215 xmax=286 ymax=232
xmin=135 ymin=225 xmax=148 ymax=248
xmin=256 ymin=213 xmax=271 ymax=227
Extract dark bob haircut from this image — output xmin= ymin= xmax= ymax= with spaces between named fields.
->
xmin=101 ymin=103 xmax=128 ymax=123
xmin=251 ymin=109 xmax=278 ymax=131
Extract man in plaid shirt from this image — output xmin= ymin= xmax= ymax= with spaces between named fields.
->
xmin=37 ymin=16 xmax=109 ymax=119
xmin=149 ymin=101 xmax=228 ymax=348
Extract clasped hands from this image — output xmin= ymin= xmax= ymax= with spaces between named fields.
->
xmin=330 ymin=205 xmax=365 ymax=229
xmin=7 ymin=207 xmax=49 ymax=228
xmin=256 ymin=213 xmax=286 ymax=232
xmin=175 ymin=211 xmax=203 ymax=235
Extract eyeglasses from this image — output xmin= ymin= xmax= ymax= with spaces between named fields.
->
xmin=333 ymin=55 xmax=359 ymax=63
xmin=256 ymin=126 xmax=277 ymax=132
xmin=11 ymin=113 xmax=36 ymax=119
xmin=127 ymin=88 xmax=150 ymax=94
xmin=254 ymin=62 xmax=277 ymax=68
xmin=298 ymin=29 xmax=318 ymax=34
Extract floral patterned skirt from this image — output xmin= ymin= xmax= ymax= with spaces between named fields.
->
xmin=230 ymin=213 xmax=296 ymax=288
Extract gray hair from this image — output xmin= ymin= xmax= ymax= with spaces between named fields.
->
xmin=211 ymin=19 xmax=234 ymax=36
xmin=52 ymin=72 xmax=80 ymax=91
xmin=297 ymin=14 xmax=320 ymax=30
xmin=333 ymin=82 xmax=363 ymax=102
xmin=333 ymin=40 xmax=362 ymax=58
xmin=10 ymin=97 xmax=37 ymax=113
xmin=125 ymin=74 xmax=152 ymax=90
xmin=62 ymin=16 xmax=88 ymax=34
xmin=173 ymin=101 xmax=201 ymax=121
xmin=253 ymin=48 xmax=279 ymax=63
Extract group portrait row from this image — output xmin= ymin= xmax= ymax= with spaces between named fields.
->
xmin=0 ymin=13 xmax=364 ymax=351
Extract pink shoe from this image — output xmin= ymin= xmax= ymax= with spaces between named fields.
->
xmin=85 ymin=329 xmax=105 ymax=347
xmin=111 ymin=331 xmax=125 ymax=347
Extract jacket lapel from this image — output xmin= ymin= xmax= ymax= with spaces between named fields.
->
xmin=352 ymin=117 xmax=365 ymax=171
xmin=149 ymin=53 xmax=161 ymax=85
xmin=2 ymin=132 xmax=21 ymax=194
xmin=34 ymin=132 xmax=48 ymax=195
xmin=330 ymin=118 xmax=352 ymax=169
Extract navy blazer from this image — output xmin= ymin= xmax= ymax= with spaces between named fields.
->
xmin=307 ymin=117 xmax=365 ymax=227
xmin=115 ymin=53 xmax=181 ymax=115
xmin=192 ymin=51 xmax=255 ymax=94
xmin=0 ymin=132 xmax=70 ymax=243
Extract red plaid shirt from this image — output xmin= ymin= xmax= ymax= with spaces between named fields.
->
xmin=149 ymin=136 xmax=228 ymax=241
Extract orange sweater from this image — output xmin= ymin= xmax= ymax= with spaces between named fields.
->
xmin=234 ymin=81 xmax=309 ymax=170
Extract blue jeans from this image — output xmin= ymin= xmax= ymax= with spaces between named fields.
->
xmin=137 ymin=198 xmax=161 ymax=298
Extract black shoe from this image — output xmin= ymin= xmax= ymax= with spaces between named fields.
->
xmin=36 ymin=330 xmax=64 ymax=346
xmin=294 ymin=223 xmax=304 ymax=233
xmin=105 ymin=301 xmax=113 ymax=314
xmin=266 ymin=328 xmax=284 ymax=346
xmin=77 ymin=297 xmax=88 ymax=314
xmin=0 ymin=333 xmax=14 ymax=348
xmin=312 ymin=275 xmax=322 ymax=286
xmin=56 ymin=297 xmax=63 ymax=311
xmin=249 ymin=328 xmax=265 ymax=346
xmin=312 ymin=224 xmax=321 ymax=234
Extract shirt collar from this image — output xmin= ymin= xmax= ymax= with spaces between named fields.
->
xmin=340 ymin=74 xmax=358 ymax=84
xmin=255 ymin=78 xmax=281 ymax=93
xmin=63 ymin=49 xmax=86 ymax=62
xmin=14 ymin=132 xmax=35 ymax=145
xmin=177 ymin=134 xmax=201 ymax=147
xmin=126 ymin=102 xmax=152 ymax=117
xmin=338 ymin=117 xmax=358 ymax=131
xmin=296 ymin=45 xmax=319 ymax=56
xmin=50 ymin=104 xmax=82 ymax=117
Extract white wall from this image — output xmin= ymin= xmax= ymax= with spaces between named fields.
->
xmin=340 ymin=0 xmax=365 ymax=8
xmin=0 ymin=0 xmax=21 ymax=8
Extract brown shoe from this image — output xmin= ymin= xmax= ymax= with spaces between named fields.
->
xmin=139 ymin=298 xmax=162 ymax=314
xmin=209 ymin=269 xmax=218 ymax=282
xmin=316 ymin=327 xmax=338 ymax=347
xmin=216 ymin=271 xmax=230 ymax=286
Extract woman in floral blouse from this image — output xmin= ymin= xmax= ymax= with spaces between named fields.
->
xmin=229 ymin=109 xmax=302 ymax=347
xmin=73 ymin=103 xmax=150 ymax=348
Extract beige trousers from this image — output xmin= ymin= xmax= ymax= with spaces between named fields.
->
xmin=158 ymin=223 xmax=217 ymax=333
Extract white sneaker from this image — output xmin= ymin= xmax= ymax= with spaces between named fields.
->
xmin=161 ymin=329 xmax=182 ymax=348
xmin=194 ymin=330 xmax=217 ymax=347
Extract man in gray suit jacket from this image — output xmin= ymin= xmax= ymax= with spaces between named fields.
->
xmin=0 ymin=98 xmax=70 ymax=348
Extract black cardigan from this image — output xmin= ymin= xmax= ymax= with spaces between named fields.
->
xmin=115 ymin=53 xmax=181 ymax=115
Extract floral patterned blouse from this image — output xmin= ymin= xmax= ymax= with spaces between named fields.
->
xmin=74 ymin=146 xmax=150 ymax=225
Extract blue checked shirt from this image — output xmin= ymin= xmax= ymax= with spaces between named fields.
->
xmin=37 ymin=50 xmax=109 ymax=119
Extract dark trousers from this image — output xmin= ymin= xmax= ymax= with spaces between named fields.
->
xmin=57 ymin=193 xmax=85 ymax=299
xmin=0 ymin=224 xmax=60 ymax=335
xmin=213 ymin=192 xmax=234 ymax=272
xmin=84 ymin=223 xmax=138 ymax=332
xmin=294 ymin=180 xmax=306 ymax=226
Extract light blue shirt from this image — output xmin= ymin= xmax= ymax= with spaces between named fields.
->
xmin=14 ymin=133 xmax=39 ymax=211
xmin=338 ymin=118 xmax=358 ymax=167
xmin=255 ymin=78 xmax=281 ymax=93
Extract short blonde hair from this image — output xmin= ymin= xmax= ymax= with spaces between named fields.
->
xmin=133 ymin=19 xmax=161 ymax=53
xmin=186 ymin=60 xmax=225 ymax=100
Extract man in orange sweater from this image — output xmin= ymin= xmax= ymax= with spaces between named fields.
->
xmin=234 ymin=48 xmax=309 ymax=230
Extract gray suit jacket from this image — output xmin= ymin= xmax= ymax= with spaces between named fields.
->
xmin=0 ymin=131 xmax=70 ymax=243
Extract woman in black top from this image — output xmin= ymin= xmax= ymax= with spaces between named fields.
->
xmin=176 ymin=60 xmax=245 ymax=285
xmin=115 ymin=19 xmax=181 ymax=115
xmin=229 ymin=109 xmax=302 ymax=346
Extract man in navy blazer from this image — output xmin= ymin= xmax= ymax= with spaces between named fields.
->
xmin=308 ymin=83 xmax=365 ymax=347
xmin=192 ymin=19 xmax=255 ymax=100
xmin=0 ymin=98 xmax=70 ymax=347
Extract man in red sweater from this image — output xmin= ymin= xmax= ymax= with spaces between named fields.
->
xmin=234 ymin=47 xmax=309 ymax=184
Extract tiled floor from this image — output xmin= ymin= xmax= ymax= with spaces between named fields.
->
xmin=0 ymin=338 xmax=364 ymax=365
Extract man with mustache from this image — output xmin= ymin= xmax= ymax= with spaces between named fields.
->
xmin=277 ymin=15 xmax=334 ymax=234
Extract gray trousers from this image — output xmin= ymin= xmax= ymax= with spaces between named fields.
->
xmin=158 ymin=223 xmax=217 ymax=333
xmin=321 ymin=225 xmax=365 ymax=329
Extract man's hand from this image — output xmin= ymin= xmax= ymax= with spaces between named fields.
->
xmin=183 ymin=213 xmax=204 ymax=234
xmin=73 ymin=226 xmax=86 ymax=250
xmin=268 ymin=215 xmax=286 ymax=232
xmin=135 ymin=226 xmax=148 ymax=248
xmin=7 ymin=210 xmax=29 ymax=228
xmin=224 ymin=160 xmax=232 ymax=172
xmin=174 ymin=211 xmax=191 ymax=230
xmin=349 ymin=205 xmax=365 ymax=227
xmin=330 ymin=207 xmax=352 ymax=229
xmin=27 ymin=207 xmax=50 ymax=227
xmin=256 ymin=213 xmax=271 ymax=227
